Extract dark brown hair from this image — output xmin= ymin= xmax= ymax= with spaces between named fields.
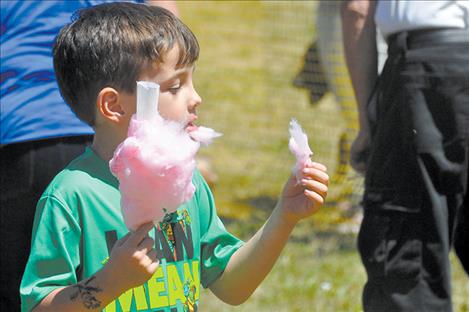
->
xmin=53 ymin=2 xmax=199 ymax=126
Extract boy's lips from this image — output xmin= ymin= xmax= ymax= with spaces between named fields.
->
xmin=185 ymin=115 xmax=198 ymax=132
xmin=186 ymin=123 xmax=198 ymax=133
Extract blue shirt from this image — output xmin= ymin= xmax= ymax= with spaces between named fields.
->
xmin=1 ymin=0 xmax=142 ymax=145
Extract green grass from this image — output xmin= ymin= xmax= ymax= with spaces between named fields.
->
xmin=180 ymin=0 xmax=343 ymax=218
xmin=197 ymin=235 xmax=469 ymax=312
xmin=177 ymin=1 xmax=469 ymax=311
xmin=199 ymin=211 xmax=469 ymax=312
xmin=199 ymin=240 xmax=365 ymax=312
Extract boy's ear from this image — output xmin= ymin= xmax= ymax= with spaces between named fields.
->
xmin=96 ymin=87 xmax=125 ymax=122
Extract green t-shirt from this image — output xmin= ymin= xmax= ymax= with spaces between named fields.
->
xmin=20 ymin=147 xmax=243 ymax=312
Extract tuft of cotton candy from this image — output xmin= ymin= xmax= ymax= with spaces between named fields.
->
xmin=110 ymin=116 xmax=200 ymax=230
xmin=110 ymin=81 xmax=221 ymax=231
xmin=288 ymin=118 xmax=313 ymax=182
xmin=189 ymin=126 xmax=223 ymax=146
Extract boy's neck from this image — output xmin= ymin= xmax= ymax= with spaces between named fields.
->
xmin=91 ymin=128 xmax=126 ymax=161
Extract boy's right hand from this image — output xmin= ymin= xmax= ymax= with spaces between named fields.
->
xmin=105 ymin=222 xmax=159 ymax=292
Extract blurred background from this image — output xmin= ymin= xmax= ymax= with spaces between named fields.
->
xmin=176 ymin=1 xmax=469 ymax=311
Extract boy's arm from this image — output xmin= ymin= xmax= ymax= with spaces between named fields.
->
xmin=32 ymin=223 xmax=158 ymax=311
xmin=209 ymin=162 xmax=328 ymax=305
xmin=33 ymin=268 xmax=120 ymax=312
xmin=340 ymin=0 xmax=377 ymax=174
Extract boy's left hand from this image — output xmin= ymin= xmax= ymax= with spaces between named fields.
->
xmin=279 ymin=161 xmax=329 ymax=225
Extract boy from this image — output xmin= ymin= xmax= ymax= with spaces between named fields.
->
xmin=20 ymin=3 xmax=329 ymax=312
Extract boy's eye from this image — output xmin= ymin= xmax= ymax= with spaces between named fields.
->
xmin=168 ymin=85 xmax=181 ymax=94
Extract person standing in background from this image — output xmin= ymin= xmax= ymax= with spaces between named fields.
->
xmin=294 ymin=0 xmax=388 ymax=231
xmin=341 ymin=0 xmax=469 ymax=311
xmin=0 ymin=1 xmax=177 ymax=309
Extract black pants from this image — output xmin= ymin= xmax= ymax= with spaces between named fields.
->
xmin=0 ymin=135 xmax=92 ymax=311
xmin=359 ymin=30 xmax=469 ymax=312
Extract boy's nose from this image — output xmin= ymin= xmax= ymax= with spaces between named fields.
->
xmin=189 ymin=90 xmax=202 ymax=109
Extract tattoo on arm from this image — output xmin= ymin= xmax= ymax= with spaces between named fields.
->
xmin=70 ymin=276 xmax=103 ymax=309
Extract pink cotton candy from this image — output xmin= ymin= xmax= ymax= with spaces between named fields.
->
xmin=110 ymin=116 xmax=197 ymax=230
xmin=288 ymin=118 xmax=313 ymax=182
xmin=189 ymin=126 xmax=222 ymax=146
xmin=109 ymin=81 xmax=221 ymax=231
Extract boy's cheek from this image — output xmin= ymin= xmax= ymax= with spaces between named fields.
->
xmin=156 ymin=95 xmax=170 ymax=115
xmin=158 ymin=100 xmax=186 ymax=123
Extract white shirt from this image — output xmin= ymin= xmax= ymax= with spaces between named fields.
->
xmin=375 ymin=0 xmax=469 ymax=38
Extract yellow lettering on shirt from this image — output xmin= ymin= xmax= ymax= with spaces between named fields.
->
xmin=167 ymin=265 xmax=185 ymax=306
xmin=192 ymin=260 xmax=200 ymax=299
xmin=116 ymin=288 xmax=133 ymax=312
xmin=103 ymin=285 xmax=148 ymax=312
xmin=103 ymin=300 xmax=116 ymax=312
xmin=133 ymin=285 xmax=148 ymax=310
xmin=103 ymin=260 xmax=201 ymax=311
xmin=148 ymin=266 xmax=169 ymax=309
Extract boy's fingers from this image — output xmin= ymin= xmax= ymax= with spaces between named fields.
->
xmin=301 ymin=179 xmax=328 ymax=198
xmin=306 ymin=161 xmax=327 ymax=172
xmin=128 ymin=222 xmax=155 ymax=246
xmin=304 ymin=189 xmax=325 ymax=205
xmin=137 ymin=236 xmax=155 ymax=254
xmin=116 ymin=232 xmax=131 ymax=247
xmin=146 ymin=260 xmax=160 ymax=274
xmin=303 ymin=168 xmax=329 ymax=186
xmin=147 ymin=249 xmax=158 ymax=261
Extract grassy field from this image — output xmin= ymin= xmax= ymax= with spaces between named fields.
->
xmin=197 ymin=220 xmax=469 ymax=312
xmin=180 ymin=1 xmax=344 ymax=218
xmin=178 ymin=1 xmax=469 ymax=311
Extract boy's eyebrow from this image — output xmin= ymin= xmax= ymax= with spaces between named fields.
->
xmin=166 ymin=66 xmax=196 ymax=81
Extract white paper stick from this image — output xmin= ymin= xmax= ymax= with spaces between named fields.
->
xmin=136 ymin=81 xmax=160 ymax=121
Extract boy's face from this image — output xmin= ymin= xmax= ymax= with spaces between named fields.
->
xmin=135 ymin=46 xmax=202 ymax=129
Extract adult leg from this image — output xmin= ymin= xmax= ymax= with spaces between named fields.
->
xmin=358 ymin=77 xmax=433 ymax=311
xmin=358 ymin=45 xmax=469 ymax=311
